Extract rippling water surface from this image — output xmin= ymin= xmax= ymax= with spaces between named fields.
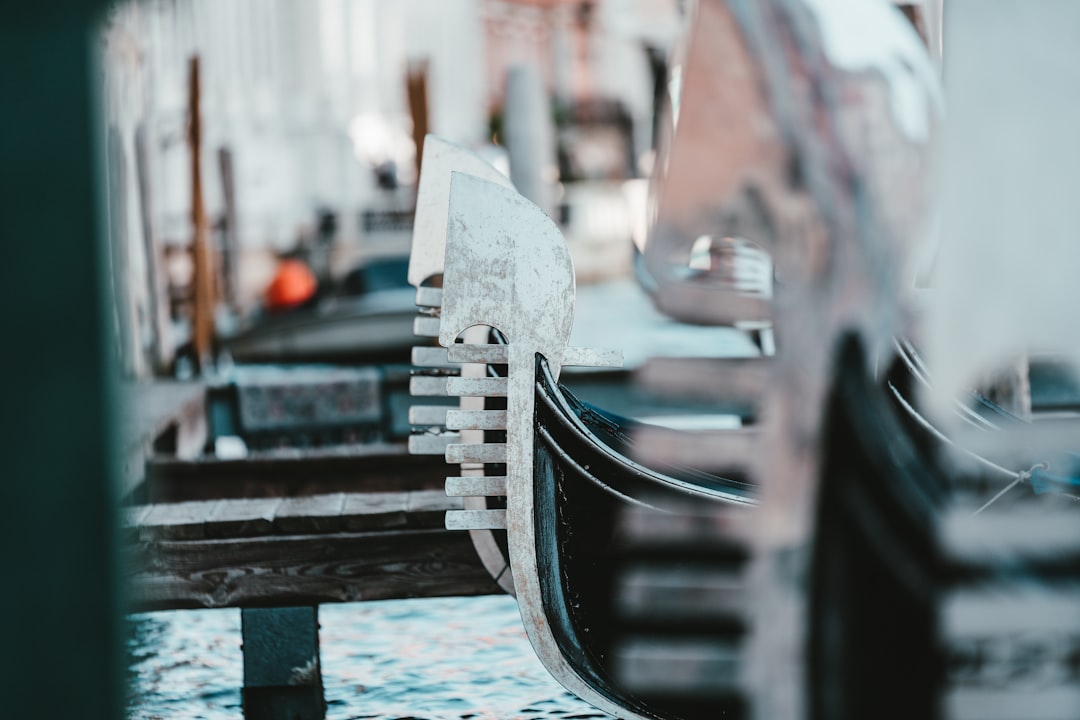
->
xmin=127 ymin=595 xmax=609 ymax=720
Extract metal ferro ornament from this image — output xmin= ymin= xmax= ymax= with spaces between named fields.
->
xmin=437 ymin=172 xmax=637 ymax=718
xmin=407 ymin=134 xmax=520 ymax=596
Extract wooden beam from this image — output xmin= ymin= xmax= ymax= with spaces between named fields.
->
xmin=242 ymin=607 xmax=324 ymax=720
xmin=127 ymin=528 xmax=499 ymax=611
xmin=217 ymin=146 xmax=240 ymax=311
xmin=188 ymin=55 xmax=215 ymax=368
xmin=144 ymin=446 xmax=448 ymax=502
xmin=124 ymin=491 xmax=503 ymax=611
xmin=406 ymin=60 xmax=429 ymax=183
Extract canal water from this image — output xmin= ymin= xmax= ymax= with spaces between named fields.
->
xmin=127 ymin=595 xmax=610 ymax=720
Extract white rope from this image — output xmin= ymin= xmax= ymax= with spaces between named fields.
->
xmin=887 ymin=380 xmax=1056 ymax=517
xmin=969 ymin=475 xmax=1023 ymax=516
xmin=887 ymin=381 xmax=1022 ymax=481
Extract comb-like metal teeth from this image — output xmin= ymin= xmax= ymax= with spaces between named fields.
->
xmin=409 ymin=405 xmax=450 ymax=427
xmin=444 ymin=344 xmax=623 ymax=369
xmin=410 ymin=346 xmax=454 ymax=368
xmin=445 ymin=508 xmax=507 ymax=530
xmin=445 ymin=475 xmax=509 ymax=497
xmin=415 ymin=286 xmax=444 ymax=308
xmin=408 ymin=433 xmax=459 ymax=455
xmin=446 ymin=442 xmax=507 ymax=464
xmin=413 ymin=316 xmax=441 ymax=337
xmin=409 ymin=376 xmax=448 ymax=396
xmin=445 ymin=409 xmax=508 ymax=431
xmin=446 ymin=377 xmax=509 ymax=397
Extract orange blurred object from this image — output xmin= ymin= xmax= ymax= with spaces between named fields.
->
xmin=265 ymin=259 xmax=317 ymax=311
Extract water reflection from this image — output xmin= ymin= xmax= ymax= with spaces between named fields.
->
xmin=127 ymin=596 xmax=607 ymax=720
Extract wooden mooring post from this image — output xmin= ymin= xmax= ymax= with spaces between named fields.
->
xmin=242 ymin=606 xmax=325 ymax=720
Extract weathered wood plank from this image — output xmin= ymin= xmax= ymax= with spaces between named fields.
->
xmin=206 ymin=497 xmax=281 ymax=539
xmin=131 ymin=491 xmax=457 ymax=541
xmin=126 ymin=528 xmax=501 ymax=611
xmin=123 ymin=504 xmax=153 ymax=529
xmin=406 ymin=490 xmax=459 ymax=515
xmin=340 ymin=489 xmax=458 ymax=532
xmin=275 ymin=494 xmax=347 ymax=534
xmin=139 ymin=499 xmax=221 ymax=541
xmin=145 ymin=447 xmax=448 ymax=502
xmin=340 ymin=491 xmax=411 ymax=531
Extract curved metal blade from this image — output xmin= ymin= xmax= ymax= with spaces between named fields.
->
xmin=408 ymin=134 xmax=513 ymax=288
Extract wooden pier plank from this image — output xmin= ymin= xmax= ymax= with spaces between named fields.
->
xmin=144 ymin=445 xmax=449 ymax=503
xmin=274 ymin=493 xmax=347 ymax=534
xmin=206 ymin=497 xmax=282 ymax=539
xmin=139 ymin=499 xmax=221 ymax=541
xmin=125 ymin=490 xmax=488 ymax=611
xmin=127 ymin=528 xmax=500 ymax=611
xmin=132 ymin=490 xmax=457 ymax=540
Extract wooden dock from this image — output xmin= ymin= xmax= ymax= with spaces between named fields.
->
xmin=125 ymin=489 xmax=501 ymax=612
xmin=142 ymin=445 xmax=448 ymax=503
xmin=118 ymin=378 xmax=506 ymax=720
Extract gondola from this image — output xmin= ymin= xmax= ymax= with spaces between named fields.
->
xmin=529 ymin=350 xmax=754 ymax=720
xmin=221 ymin=256 xmax=418 ymax=363
xmin=413 ymin=167 xmax=763 ymax=720
xmin=411 ymin=0 xmax=1080 ymax=718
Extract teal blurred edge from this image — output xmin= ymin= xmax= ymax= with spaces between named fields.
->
xmin=0 ymin=2 xmax=123 ymax=718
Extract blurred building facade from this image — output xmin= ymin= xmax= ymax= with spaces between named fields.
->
xmin=98 ymin=0 xmax=684 ymax=376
